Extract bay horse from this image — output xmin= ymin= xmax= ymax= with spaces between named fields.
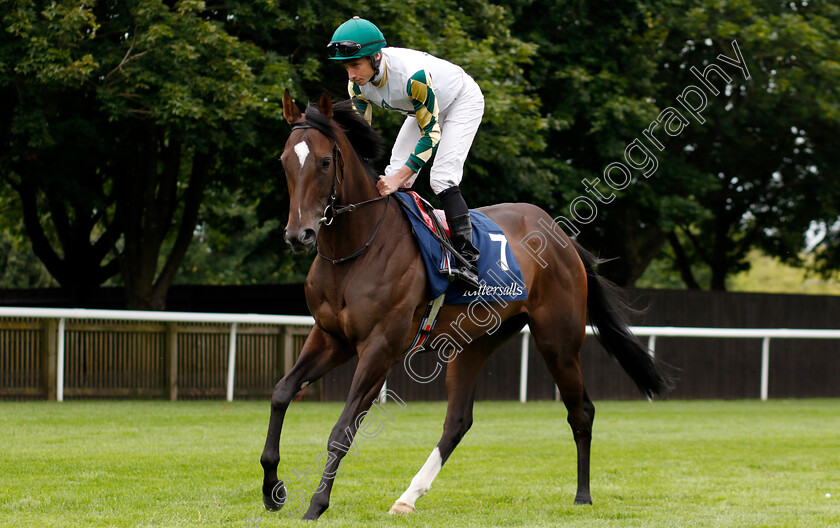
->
xmin=260 ymin=90 xmax=672 ymax=521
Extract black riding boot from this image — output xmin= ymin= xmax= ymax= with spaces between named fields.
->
xmin=448 ymin=213 xmax=481 ymax=290
xmin=437 ymin=186 xmax=481 ymax=291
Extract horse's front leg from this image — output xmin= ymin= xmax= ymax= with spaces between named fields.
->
xmin=301 ymin=345 xmax=396 ymax=520
xmin=260 ymin=326 xmax=354 ymax=511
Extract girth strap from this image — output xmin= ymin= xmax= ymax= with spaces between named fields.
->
xmin=403 ymin=293 xmax=446 ymax=356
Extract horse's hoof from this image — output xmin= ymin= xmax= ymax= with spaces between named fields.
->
xmin=574 ymin=494 xmax=593 ymax=506
xmin=263 ymin=481 xmax=287 ymax=511
xmin=388 ymin=501 xmax=415 ymax=514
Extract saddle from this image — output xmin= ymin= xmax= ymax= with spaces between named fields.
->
xmin=393 ymin=191 xmax=528 ymax=305
xmin=394 ymin=191 xmax=529 ymax=356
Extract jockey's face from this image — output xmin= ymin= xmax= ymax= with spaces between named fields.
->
xmin=342 ymin=54 xmax=379 ymax=86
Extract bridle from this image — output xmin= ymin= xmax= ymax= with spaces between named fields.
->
xmin=289 ymin=120 xmax=389 ymax=264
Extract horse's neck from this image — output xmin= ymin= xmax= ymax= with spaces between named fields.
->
xmin=337 ymin=150 xmax=378 ymax=205
xmin=309 ymin=141 xmax=422 ymax=322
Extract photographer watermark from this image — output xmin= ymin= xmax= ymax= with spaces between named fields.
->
xmin=520 ymin=39 xmax=750 ymax=265
xmin=403 ymin=266 xmax=525 ymax=384
xmin=399 ymin=40 xmax=750 ymax=384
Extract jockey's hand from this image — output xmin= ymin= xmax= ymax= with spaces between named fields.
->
xmin=377 ymin=166 xmax=415 ymax=196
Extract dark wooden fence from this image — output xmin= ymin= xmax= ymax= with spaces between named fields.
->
xmin=0 ymin=317 xmax=311 ymax=401
xmin=1 ymin=287 xmax=839 ymax=400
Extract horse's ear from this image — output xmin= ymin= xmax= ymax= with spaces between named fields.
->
xmin=318 ymin=91 xmax=333 ymax=118
xmin=283 ymin=89 xmax=302 ymax=124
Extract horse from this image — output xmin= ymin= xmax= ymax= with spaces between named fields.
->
xmin=260 ymin=89 xmax=673 ymax=521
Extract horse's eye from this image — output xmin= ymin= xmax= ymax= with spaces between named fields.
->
xmin=321 ymin=157 xmax=332 ymax=169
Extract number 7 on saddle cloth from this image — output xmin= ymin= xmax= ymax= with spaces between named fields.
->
xmin=395 ymin=191 xmax=528 ymax=305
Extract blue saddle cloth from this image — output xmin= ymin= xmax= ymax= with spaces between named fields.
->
xmin=395 ymin=192 xmax=528 ymax=305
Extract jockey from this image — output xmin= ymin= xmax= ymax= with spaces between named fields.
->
xmin=327 ymin=16 xmax=484 ymax=291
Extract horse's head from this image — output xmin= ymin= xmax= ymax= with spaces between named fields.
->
xmin=280 ymin=90 xmax=340 ymax=252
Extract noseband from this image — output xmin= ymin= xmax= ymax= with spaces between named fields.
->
xmin=289 ymin=120 xmax=389 ymax=264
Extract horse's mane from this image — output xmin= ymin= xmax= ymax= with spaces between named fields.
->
xmin=303 ymin=100 xmax=385 ymax=166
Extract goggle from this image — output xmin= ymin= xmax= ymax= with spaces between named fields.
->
xmin=326 ymin=39 xmax=385 ymax=58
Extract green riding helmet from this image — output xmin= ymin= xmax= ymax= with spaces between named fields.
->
xmin=327 ymin=16 xmax=386 ymax=60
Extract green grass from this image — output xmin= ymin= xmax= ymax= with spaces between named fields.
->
xmin=1 ymin=399 xmax=838 ymax=527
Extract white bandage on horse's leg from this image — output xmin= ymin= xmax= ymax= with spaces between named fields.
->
xmin=394 ymin=446 xmax=443 ymax=508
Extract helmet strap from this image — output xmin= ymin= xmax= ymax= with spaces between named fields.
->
xmin=370 ymin=53 xmax=382 ymax=80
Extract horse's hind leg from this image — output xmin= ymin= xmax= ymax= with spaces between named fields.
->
xmin=390 ymin=342 xmax=493 ymax=514
xmin=260 ymin=326 xmax=354 ymax=512
xmin=529 ymin=309 xmax=595 ymax=505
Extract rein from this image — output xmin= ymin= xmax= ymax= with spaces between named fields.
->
xmin=290 ymin=120 xmax=390 ymax=265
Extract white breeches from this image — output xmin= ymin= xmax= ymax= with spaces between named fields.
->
xmin=384 ymin=77 xmax=484 ymax=194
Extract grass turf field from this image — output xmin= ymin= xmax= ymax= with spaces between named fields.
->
xmin=1 ymin=399 xmax=838 ymax=528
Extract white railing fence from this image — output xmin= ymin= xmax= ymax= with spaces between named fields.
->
xmin=2 ymin=307 xmax=839 ymax=402
xmin=519 ymin=325 xmax=840 ymax=403
xmin=0 ymin=307 xmax=314 ymax=402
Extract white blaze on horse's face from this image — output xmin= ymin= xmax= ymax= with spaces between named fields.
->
xmin=292 ymin=141 xmax=310 ymax=222
xmin=282 ymin=135 xmax=324 ymax=252
xmin=294 ymin=141 xmax=310 ymax=168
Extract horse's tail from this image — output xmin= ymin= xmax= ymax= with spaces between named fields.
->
xmin=573 ymin=240 xmax=674 ymax=399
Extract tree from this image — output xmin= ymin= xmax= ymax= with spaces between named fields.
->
xmin=1 ymin=0 xmax=292 ymax=307
xmin=499 ymin=0 xmax=840 ymax=289
xmin=1 ymin=0 xmax=548 ymax=304
xmin=497 ymin=0 xmax=710 ymax=286
xmin=7 ymin=1 xmax=836 ymax=298
xmin=654 ymin=0 xmax=840 ymax=289
xmin=0 ymin=184 xmax=56 ymax=287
